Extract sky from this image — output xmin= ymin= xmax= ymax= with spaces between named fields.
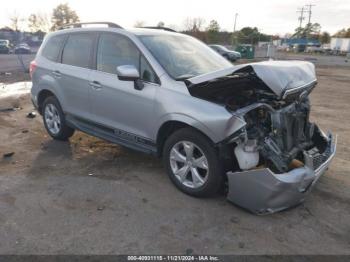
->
xmin=1 ymin=0 xmax=350 ymax=35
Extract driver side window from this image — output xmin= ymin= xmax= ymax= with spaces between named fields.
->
xmin=97 ymin=33 xmax=159 ymax=84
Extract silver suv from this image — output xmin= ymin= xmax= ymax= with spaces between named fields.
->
xmin=31 ymin=22 xmax=336 ymax=214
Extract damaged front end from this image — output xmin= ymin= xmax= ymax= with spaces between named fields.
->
xmin=226 ymin=101 xmax=336 ymax=214
xmin=186 ymin=61 xmax=337 ymax=214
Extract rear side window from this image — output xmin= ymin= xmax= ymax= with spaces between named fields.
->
xmin=62 ymin=34 xmax=94 ymax=68
xmin=41 ymin=35 xmax=65 ymax=62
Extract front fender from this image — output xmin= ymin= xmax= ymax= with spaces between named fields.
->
xmin=155 ymin=113 xmax=216 ymax=142
xmin=154 ymin=81 xmax=247 ymax=143
xmin=155 ymin=113 xmax=246 ymax=144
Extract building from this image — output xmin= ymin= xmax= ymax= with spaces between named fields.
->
xmin=280 ymin=38 xmax=321 ymax=47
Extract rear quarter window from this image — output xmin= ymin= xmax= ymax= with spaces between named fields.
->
xmin=41 ymin=35 xmax=65 ymax=62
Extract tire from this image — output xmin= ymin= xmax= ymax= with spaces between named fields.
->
xmin=163 ymin=128 xmax=224 ymax=197
xmin=42 ymin=96 xmax=74 ymax=140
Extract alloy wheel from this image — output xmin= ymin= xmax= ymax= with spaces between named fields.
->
xmin=169 ymin=141 xmax=209 ymax=188
xmin=44 ymin=103 xmax=61 ymax=135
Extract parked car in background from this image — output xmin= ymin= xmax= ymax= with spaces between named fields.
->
xmin=209 ymin=44 xmax=241 ymax=62
xmin=0 ymin=39 xmax=10 ymax=54
xmin=14 ymin=43 xmax=31 ymax=54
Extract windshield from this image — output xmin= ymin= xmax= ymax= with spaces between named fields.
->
xmin=139 ymin=35 xmax=232 ymax=80
xmin=0 ymin=40 xmax=7 ymax=46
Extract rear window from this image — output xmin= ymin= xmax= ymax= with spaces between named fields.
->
xmin=62 ymin=34 xmax=94 ymax=68
xmin=41 ymin=35 xmax=65 ymax=62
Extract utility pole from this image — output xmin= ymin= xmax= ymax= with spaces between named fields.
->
xmin=296 ymin=6 xmax=306 ymax=38
xmin=232 ymin=13 xmax=238 ymax=48
xmin=234 ymin=13 xmax=238 ymax=32
xmin=305 ymin=4 xmax=315 ymax=24
xmin=297 ymin=6 xmax=305 ymax=29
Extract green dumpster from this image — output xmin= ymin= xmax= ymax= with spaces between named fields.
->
xmin=236 ymin=44 xmax=255 ymax=59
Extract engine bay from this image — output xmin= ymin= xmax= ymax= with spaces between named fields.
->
xmin=237 ymin=99 xmax=329 ymax=173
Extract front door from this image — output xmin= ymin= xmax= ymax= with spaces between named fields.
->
xmin=89 ymin=33 xmax=160 ymax=146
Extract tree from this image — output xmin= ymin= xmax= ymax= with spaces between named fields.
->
xmin=319 ymin=32 xmax=331 ymax=44
xmin=9 ymin=11 xmax=24 ymax=31
xmin=51 ymin=3 xmax=79 ymax=31
xmin=304 ymin=23 xmax=321 ymax=37
xmin=28 ymin=13 xmax=51 ymax=33
xmin=333 ymin=28 xmax=350 ymax=38
xmin=206 ymin=20 xmax=220 ymax=43
xmin=183 ymin=17 xmax=205 ymax=32
xmin=134 ymin=21 xmax=145 ymax=27
xmin=182 ymin=17 xmax=206 ymax=41
xmin=28 ymin=14 xmax=39 ymax=32
xmin=207 ymin=20 xmax=220 ymax=32
xmin=293 ymin=23 xmax=321 ymax=38
xmin=157 ymin=21 xmax=165 ymax=27
xmin=236 ymin=27 xmax=270 ymax=44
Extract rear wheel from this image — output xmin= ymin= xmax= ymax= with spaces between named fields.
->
xmin=163 ymin=128 xmax=224 ymax=197
xmin=42 ymin=96 xmax=74 ymax=140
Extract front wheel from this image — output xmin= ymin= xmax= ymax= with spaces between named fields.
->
xmin=163 ymin=128 xmax=224 ymax=197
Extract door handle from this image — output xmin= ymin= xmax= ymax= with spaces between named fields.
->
xmin=52 ymin=70 xmax=61 ymax=78
xmin=89 ymin=81 xmax=102 ymax=90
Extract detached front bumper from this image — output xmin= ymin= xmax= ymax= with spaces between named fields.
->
xmin=227 ymin=133 xmax=337 ymax=214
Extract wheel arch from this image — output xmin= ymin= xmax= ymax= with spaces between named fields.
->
xmin=37 ymin=89 xmax=58 ymax=114
xmin=156 ymin=119 xmax=215 ymax=157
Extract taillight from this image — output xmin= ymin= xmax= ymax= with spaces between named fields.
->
xmin=29 ymin=60 xmax=37 ymax=78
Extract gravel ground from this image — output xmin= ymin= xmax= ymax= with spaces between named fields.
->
xmin=0 ymin=66 xmax=349 ymax=255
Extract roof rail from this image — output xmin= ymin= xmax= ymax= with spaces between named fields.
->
xmin=58 ymin=22 xmax=123 ymax=30
xmin=139 ymin=26 xmax=176 ymax=32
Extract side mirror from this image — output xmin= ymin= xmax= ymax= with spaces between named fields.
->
xmin=116 ymin=65 xmax=140 ymax=80
xmin=116 ymin=65 xmax=144 ymax=90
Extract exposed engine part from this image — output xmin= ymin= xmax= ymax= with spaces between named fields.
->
xmin=234 ymin=140 xmax=259 ymax=170
xmin=261 ymin=137 xmax=288 ymax=172
xmin=232 ymin=97 xmax=329 ymax=173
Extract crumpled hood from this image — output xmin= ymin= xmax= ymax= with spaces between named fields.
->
xmin=187 ymin=60 xmax=317 ymax=97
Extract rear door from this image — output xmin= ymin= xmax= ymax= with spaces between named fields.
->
xmin=89 ymin=32 xmax=160 ymax=145
xmin=58 ymin=32 xmax=96 ymax=120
